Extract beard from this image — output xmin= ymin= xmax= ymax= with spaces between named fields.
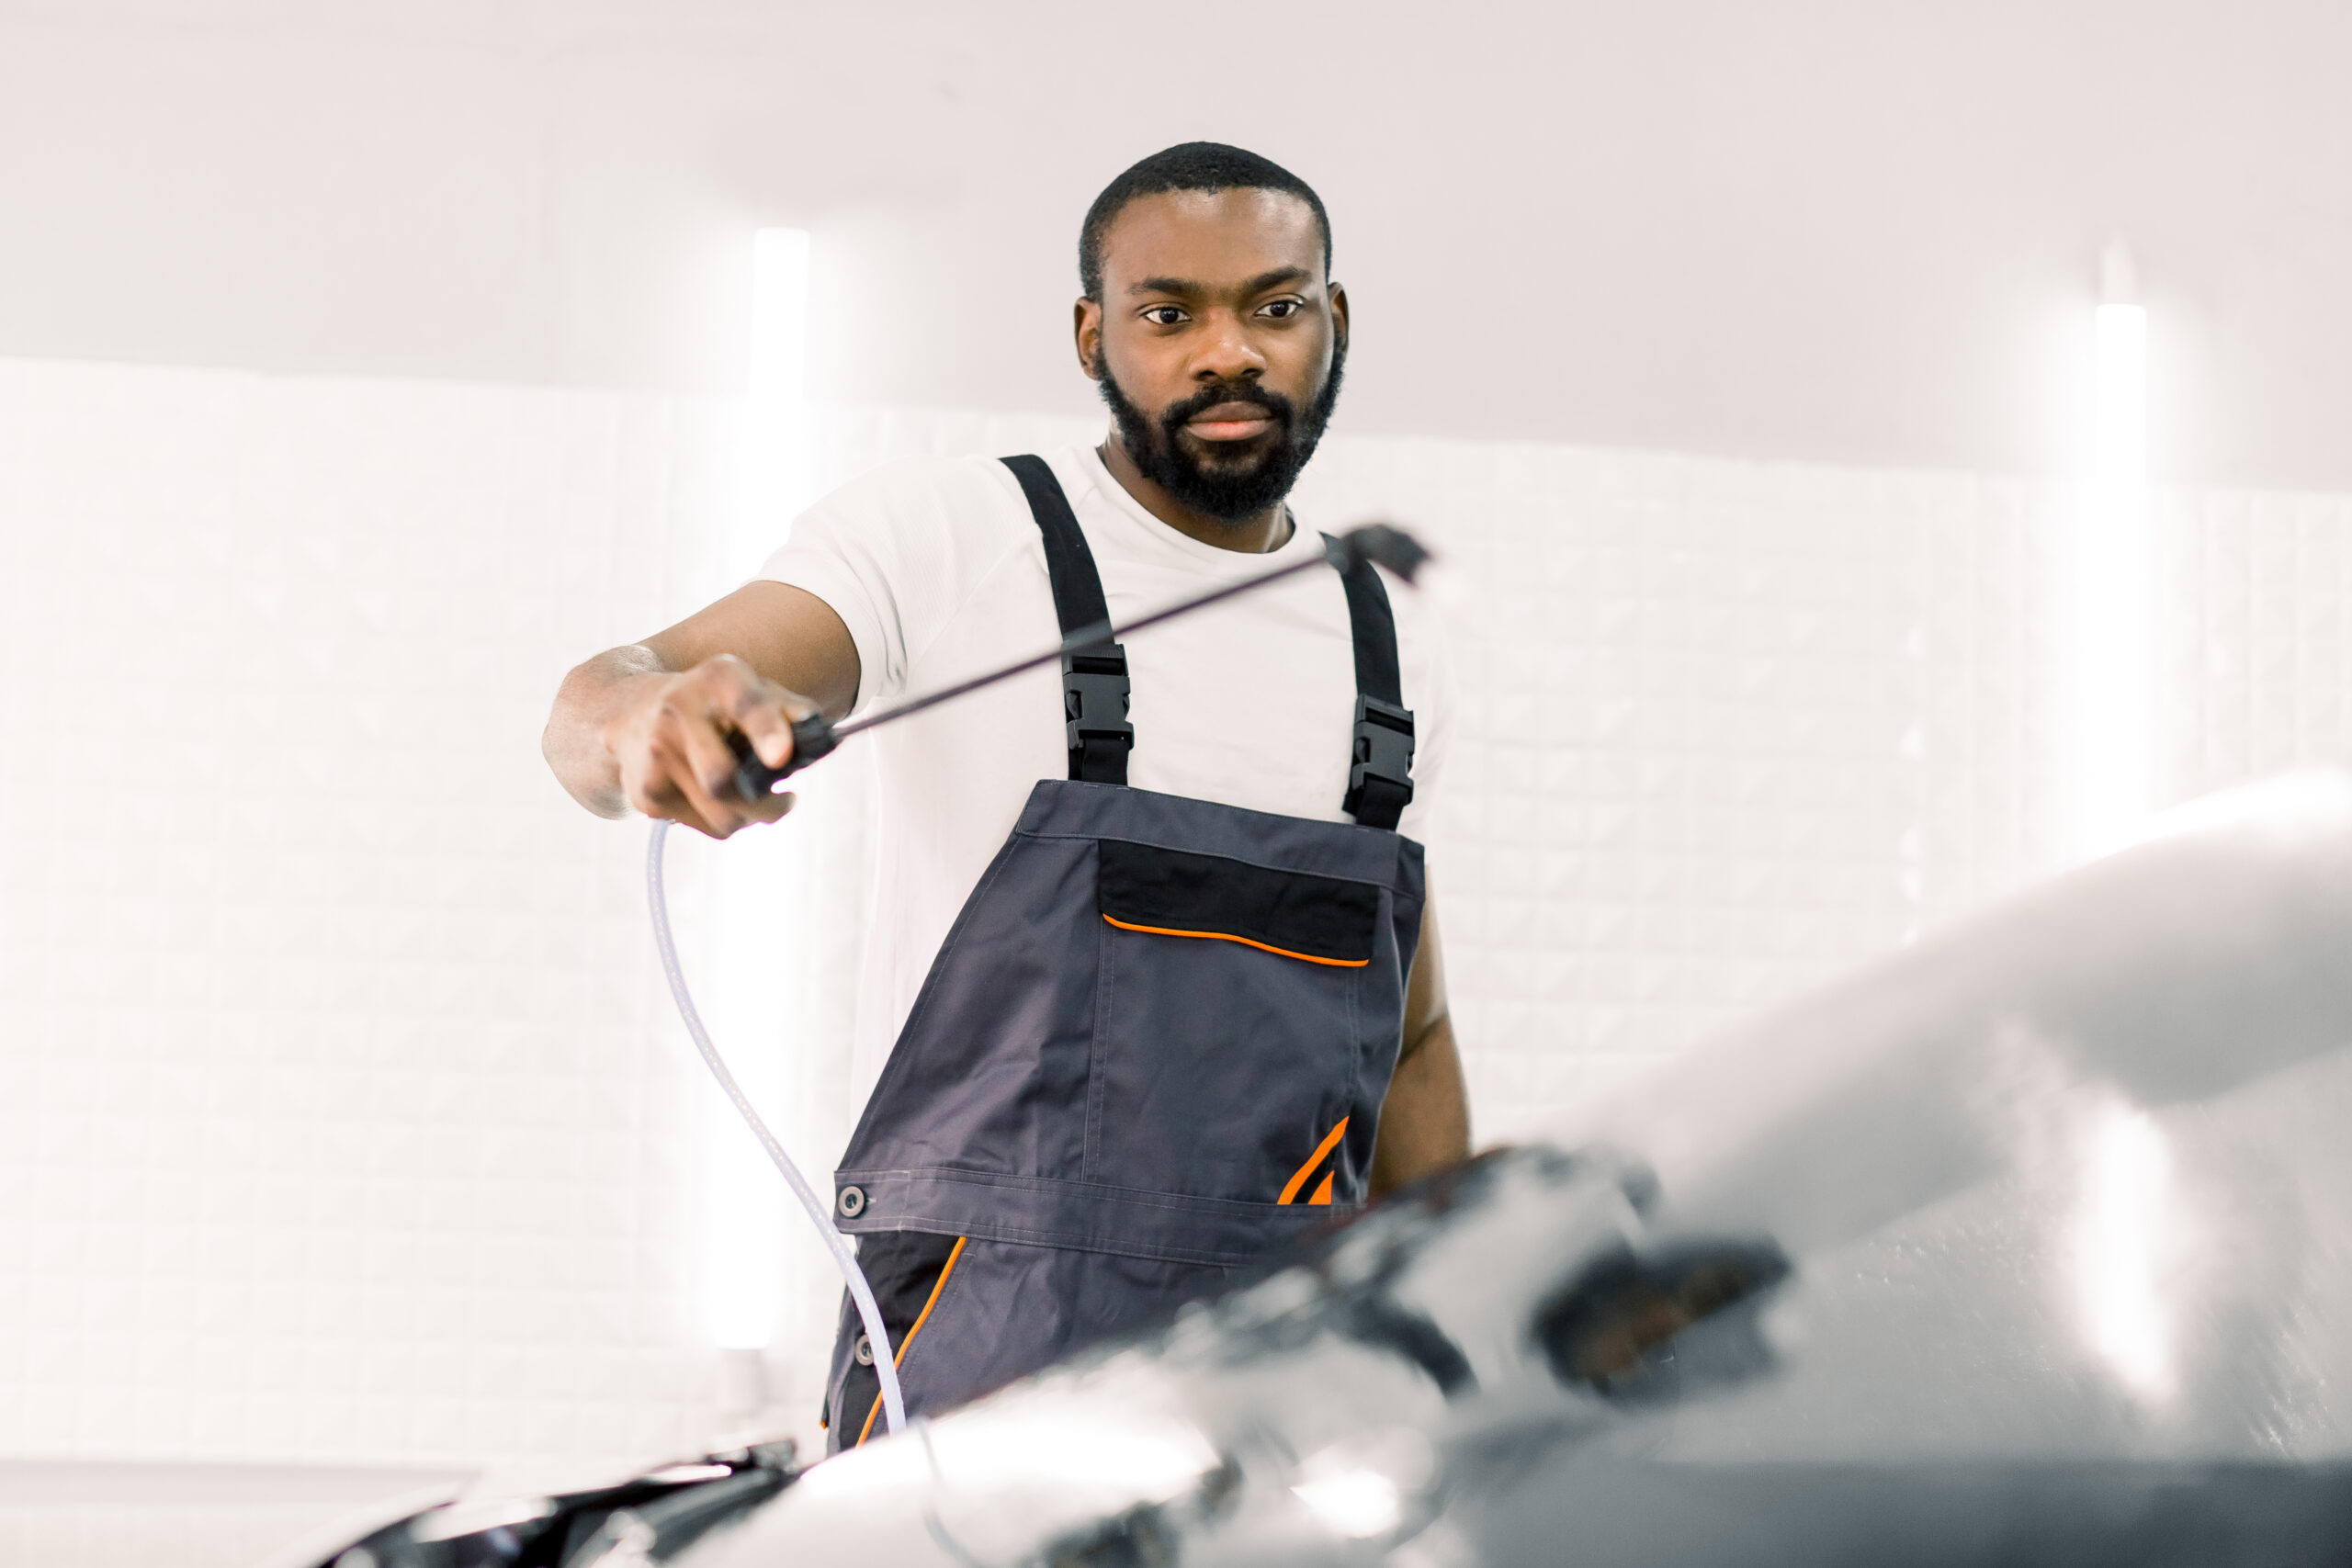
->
xmin=1095 ymin=339 xmax=1347 ymax=525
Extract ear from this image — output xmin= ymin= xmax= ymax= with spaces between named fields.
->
xmin=1329 ymin=281 xmax=1350 ymax=357
xmin=1074 ymin=296 xmax=1105 ymax=379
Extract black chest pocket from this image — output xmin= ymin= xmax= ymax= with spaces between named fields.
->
xmin=1096 ymin=840 xmax=1379 ymax=964
xmin=1087 ymin=840 xmax=1387 ymax=1202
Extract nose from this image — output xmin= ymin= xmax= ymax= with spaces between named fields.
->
xmin=1191 ymin=310 xmax=1266 ymax=383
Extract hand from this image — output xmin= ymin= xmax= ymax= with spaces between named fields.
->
xmin=599 ymin=654 xmax=814 ymax=838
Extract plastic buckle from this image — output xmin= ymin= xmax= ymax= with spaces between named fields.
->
xmin=1063 ymin=643 xmax=1134 ymax=775
xmin=1344 ymin=694 xmax=1417 ymax=821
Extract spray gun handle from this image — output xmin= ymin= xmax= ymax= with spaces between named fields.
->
xmin=727 ymin=710 xmax=841 ymax=803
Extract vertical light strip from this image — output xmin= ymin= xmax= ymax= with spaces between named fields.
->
xmin=2075 ymin=242 xmax=2151 ymax=857
xmin=703 ymin=228 xmax=813 ymax=1357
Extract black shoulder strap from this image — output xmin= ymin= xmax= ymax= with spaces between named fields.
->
xmin=1001 ymin=455 xmax=1132 ymax=784
xmin=1002 ymin=453 xmax=1109 ymax=634
xmin=1324 ymin=535 xmax=1417 ymax=830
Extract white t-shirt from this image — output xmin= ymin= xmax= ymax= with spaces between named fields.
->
xmin=760 ymin=444 xmax=1453 ymax=1107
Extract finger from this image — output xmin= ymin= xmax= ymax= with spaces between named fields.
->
xmin=691 ymin=656 xmax=763 ymax=759
xmin=653 ymin=730 xmax=748 ymax=839
xmin=733 ymin=691 xmax=797 ymax=770
xmin=609 ymin=687 xmax=747 ymax=835
xmin=624 ymin=763 xmax=722 ymax=838
xmin=653 ymin=675 xmax=754 ymax=810
xmin=704 ymin=660 xmax=810 ymax=771
xmin=674 ymin=702 xmax=754 ymax=807
xmin=646 ymin=686 xmax=747 ymax=827
xmin=628 ymin=729 xmax=791 ymax=834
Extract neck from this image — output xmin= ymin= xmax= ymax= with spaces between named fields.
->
xmin=1098 ymin=434 xmax=1293 ymax=555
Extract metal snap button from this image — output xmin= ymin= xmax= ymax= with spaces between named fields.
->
xmin=837 ymin=1185 xmax=865 ymax=1218
xmin=854 ymin=1335 xmax=875 ymax=1367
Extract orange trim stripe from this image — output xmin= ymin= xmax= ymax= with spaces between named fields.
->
xmin=1308 ymin=1169 xmax=1335 ymax=1206
xmin=855 ymin=1235 xmax=967 ymax=1448
xmin=1277 ymin=1117 xmax=1350 ymax=1205
xmin=1101 ymin=913 xmax=1369 ymax=968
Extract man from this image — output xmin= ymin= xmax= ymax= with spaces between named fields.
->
xmin=542 ymin=142 xmax=1468 ymax=1450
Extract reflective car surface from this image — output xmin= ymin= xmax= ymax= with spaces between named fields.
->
xmin=304 ymin=772 xmax=2352 ymax=1567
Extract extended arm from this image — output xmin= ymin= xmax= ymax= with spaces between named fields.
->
xmin=1369 ymin=892 xmax=1472 ymax=1197
xmin=541 ymin=581 xmax=860 ymax=837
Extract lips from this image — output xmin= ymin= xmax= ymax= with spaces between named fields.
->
xmin=1183 ymin=401 xmax=1278 ymax=442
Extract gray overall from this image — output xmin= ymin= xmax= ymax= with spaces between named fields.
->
xmin=824 ymin=455 xmax=1425 ymax=1449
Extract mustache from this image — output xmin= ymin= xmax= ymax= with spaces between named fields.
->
xmin=1163 ymin=380 xmax=1293 ymax=429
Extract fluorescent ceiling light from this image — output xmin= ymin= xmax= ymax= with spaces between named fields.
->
xmin=703 ymin=227 xmax=814 ymax=1354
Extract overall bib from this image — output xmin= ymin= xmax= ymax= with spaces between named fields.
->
xmin=824 ymin=455 xmax=1425 ymax=1449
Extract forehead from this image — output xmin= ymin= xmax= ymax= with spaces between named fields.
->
xmin=1099 ymin=187 xmax=1325 ymax=291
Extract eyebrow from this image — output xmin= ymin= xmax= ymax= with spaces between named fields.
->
xmin=1128 ymin=265 xmax=1314 ymax=299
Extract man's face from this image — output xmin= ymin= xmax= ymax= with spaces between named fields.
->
xmin=1078 ymin=188 xmax=1348 ymax=524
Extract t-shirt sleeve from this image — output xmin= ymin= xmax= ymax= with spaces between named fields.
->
xmin=754 ymin=456 xmax=1027 ymax=717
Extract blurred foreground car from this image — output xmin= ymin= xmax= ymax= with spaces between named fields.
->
xmin=291 ymin=773 xmax=2352 ymax=1568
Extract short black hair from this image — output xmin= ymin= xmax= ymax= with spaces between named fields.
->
xmin=1079 ymin=141 xmax=1332 ymax=301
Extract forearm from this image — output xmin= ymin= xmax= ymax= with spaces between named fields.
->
xmin=543 ymin=644 xmax=672 ymax=818
xmin=1369 ymin=1011 xmax=1471 ymax=1198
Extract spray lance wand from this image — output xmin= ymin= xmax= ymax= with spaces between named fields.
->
xmin=644 ymin=524 xmax=1431 ymax=1441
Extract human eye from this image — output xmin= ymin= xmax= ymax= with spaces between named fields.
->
xmin=1258 ymin=298 xmax=1304 ymax=320
xmin=1141 ymin=306 xmax=1189 ymax=327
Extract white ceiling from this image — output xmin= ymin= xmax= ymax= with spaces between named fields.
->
xmin=4 ymin=0 xmax=2347 ymax=487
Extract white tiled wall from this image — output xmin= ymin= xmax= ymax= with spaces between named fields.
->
xmin=0 ymin=361 xmax=735 ymax=1472
xmin=2155 ymin=487 xmax=2352 ymax=804
xmin=5 ymin=357 xmax=2348 ymax=1489
xmin=1289 ymin=441 xmax=2082 ymax=1120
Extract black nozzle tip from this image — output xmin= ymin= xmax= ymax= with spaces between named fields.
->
xmin=1338 ymin=524 xmax=1433 ymax=584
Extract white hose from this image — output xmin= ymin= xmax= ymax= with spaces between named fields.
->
xmin=645 ymin=818 xmax=907 ymax=1440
